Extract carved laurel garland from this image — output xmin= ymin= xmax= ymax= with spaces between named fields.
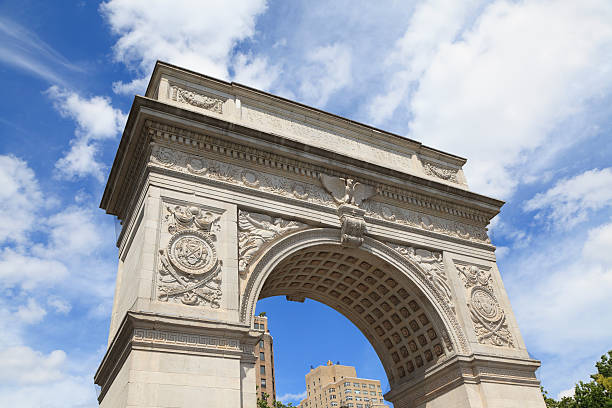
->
xmin=454 ymin=262 xmax=514 ymax=348
xmin=390 ymin=244 xmax=455 ymax=314
xmin=238 ymin=210 xmax=308 ymax=277
xmin=157 ymin=204 xmax=223 ymax=308
xmin=169 ymin=84 xmax=224 ymax=114
xmin=421 ymin=159 xmax=460 ymax=183
xmin=149 ymin=144 xmax=492 ymax=247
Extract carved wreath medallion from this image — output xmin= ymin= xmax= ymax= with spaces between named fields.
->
xmin=470 ymin=287 xmax=501 ymax=322
xmin=167 ymin=230 xmax=218 ymax=276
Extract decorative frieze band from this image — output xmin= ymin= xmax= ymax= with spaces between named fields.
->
xmin=145 ymin=120 xmax=491 ymax=226
xmin=133 ymin=328 xmax=253 ymax=353
xmin=149 ymin=143 xmax=492 ymax=246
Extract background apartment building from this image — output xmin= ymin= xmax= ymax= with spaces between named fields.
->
xmin=255 ymin=315 xmax=276 ymax=405
xmin=298 ymin=361 xmax=386 ymax=408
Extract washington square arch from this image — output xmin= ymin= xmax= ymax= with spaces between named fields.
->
xmin=94 ymin=62 xmax=546 ymax=407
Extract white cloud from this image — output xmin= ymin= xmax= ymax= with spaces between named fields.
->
xmin=367 ymin=0 xmax=485 ymax=124
xmin=0 ymin=155 xmax=44 ymax=244
xmin=370 ymin=0 xmax=612 ymax=198
xmin=0 ymin=346 xmax=65 ymax=384
xmin=0 ymin=302 xmax=97 ymax=406
xmin=100 ymin=0 xmax=270 ymax=93
xmin=557 ymin=387 xmax=575 ymax=400
xmin=524 ymin=168 xmax=612 ymax=228
xmin=0 ymin=248 xmax=68 ymax=291
xmin=16 ymin=299 xmax=47 ymax=325
xmin=504 ymin=219 xmax=612 ymax=395
xmin=47 ymin=297 xmax=71 ymax=314
xmin=233 ymin=53 xmax=280 ymax=92
xmin=47 ymin=86 xmax=126 ymax=181
xmin=298 ymin=43 xmax=352 ymax=108
xmin=277 ymin=390 xmax=306 ymax=403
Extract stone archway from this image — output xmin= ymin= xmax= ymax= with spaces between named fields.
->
xmin=242 ymin=228 xmax=463 ymax=390
xmin=94 ymin=62 xmax=546 ymax=408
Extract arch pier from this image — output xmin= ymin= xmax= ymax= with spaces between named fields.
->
xmin=95 ymin=62 xmax=545 ymax=407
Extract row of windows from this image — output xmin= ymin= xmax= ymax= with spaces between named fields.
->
xmin=254 ymin=323 xmax=266 ymax=330
xmin=344 ymin=389 xmax=381 ymax=395
xmin=343 ymin=382 xmax=379 ymax=389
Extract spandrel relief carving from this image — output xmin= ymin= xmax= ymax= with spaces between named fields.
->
xmin=157 ymin=205 xmax=222 ymax=308
xmin=238 ymin=211 xmax=307 ymax=277
xmin=455 ymin=262 xmax=514 ymax=348
xmin=392 ymin=244 xmax=454 ymax=314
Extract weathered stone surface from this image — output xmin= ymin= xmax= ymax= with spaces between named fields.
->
xmin=96 ymin=62 xmax=545 ymax=408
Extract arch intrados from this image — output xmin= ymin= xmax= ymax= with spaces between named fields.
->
xmin=242 ymin=228 xmax=462 ymax=385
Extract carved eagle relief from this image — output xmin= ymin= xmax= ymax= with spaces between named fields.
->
xmin=320 ymin=174 xmax=376 ymax=206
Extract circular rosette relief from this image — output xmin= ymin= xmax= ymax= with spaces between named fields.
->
xmin=167 ymin=230 xmax=218 ymax=276
xmin=470 ymin=287 xmax=502 ymax=322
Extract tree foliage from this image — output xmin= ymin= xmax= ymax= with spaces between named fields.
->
xmin=542 ymin=350 xmax=612 ymax=408
xmin=257 ymin=393 xmax=294 ymax=408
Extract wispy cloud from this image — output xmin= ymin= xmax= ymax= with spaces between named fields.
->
xmin=524 ymin=168 xmax=612 ymax=229
xmin=0 ymin=17 xmax=82 ymax=85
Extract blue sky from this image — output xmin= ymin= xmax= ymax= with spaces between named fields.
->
xmin=0 ymin=0 xmax=611 ymax=406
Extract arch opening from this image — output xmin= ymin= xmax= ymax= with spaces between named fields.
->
xmin=244 ymin=231 xmax=457 ymax=389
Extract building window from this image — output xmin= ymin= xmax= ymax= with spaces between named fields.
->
xmin=331 ymin=403 xmax=338 ymax=407
xmin=348 ymin=404 xmax=354 ymax=408
xmin=344 ymin=382 xmax=350 ymax=387
xmin=261 ymin=378 xmax=267 ymax=388
xmin=353 ymin=383 xmax=359 ymax=387
xmin=260 ymin=365 xmax=265 ymax=375
xmin=329 ymin=388 xmax=335 ymax=392
xmin=355 ymin=390 xmax=360 ymax=395
xmin=346 ymin=396 xmax=353 ymax=401
xmin=370 ymin=391 xmax=375 ymax=395
xmin=362 ymin=384 xmax=367 ymax=388
xmin=260 ymin=352 xmax=265 ymax=360
xmin=345 ymin=389 xmax=352 ymax=394
xmin=330 ymin=395 xmax=336 ymax=399
xmin=259 ymin=340 xmax=264 ymax=348
xmin=369 ymin=384 xmax=375 ymax=389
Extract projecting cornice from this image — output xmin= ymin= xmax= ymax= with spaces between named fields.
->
xmin=102 ymin=96 xmax=503 ymax=222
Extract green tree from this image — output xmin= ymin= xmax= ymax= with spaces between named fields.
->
xmin=257 ymin=392 xmax=294 ymax=408
xmin=542 ymin=350 xmax=612 ymax=408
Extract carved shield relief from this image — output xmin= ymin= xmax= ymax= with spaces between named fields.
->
xmin=157 ymin=204 xmax=223 ymax=308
